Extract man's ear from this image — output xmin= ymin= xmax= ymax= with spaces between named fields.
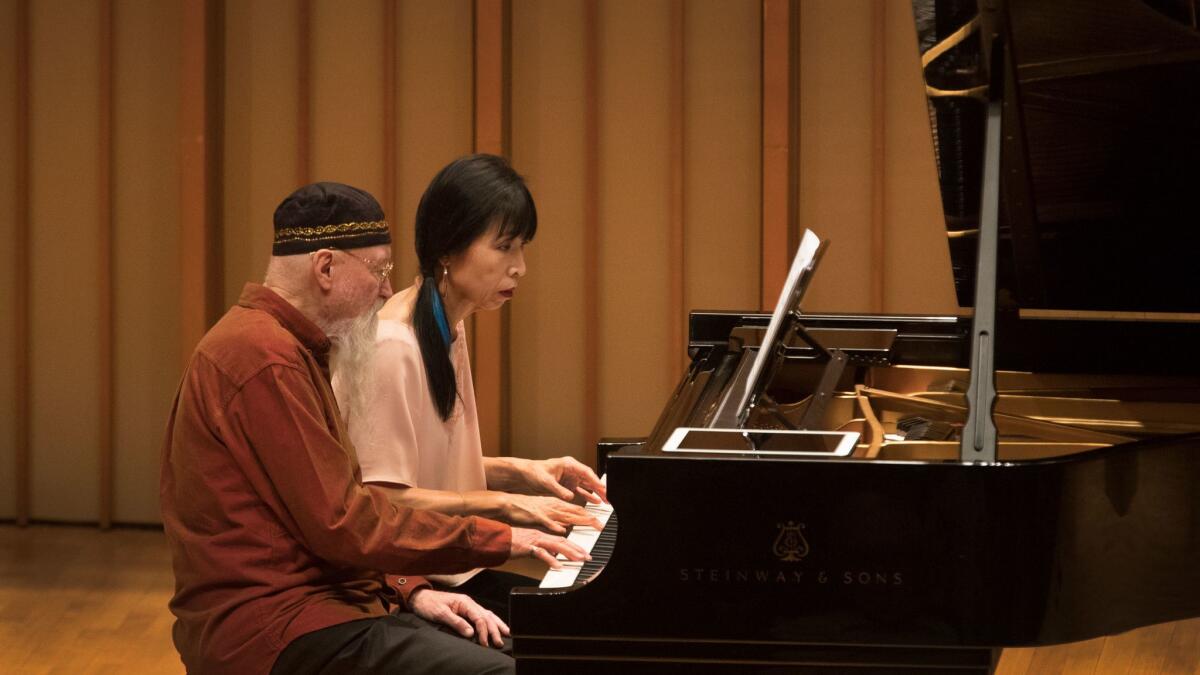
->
xmin=310 ymin=250 xmax=336 ymax=291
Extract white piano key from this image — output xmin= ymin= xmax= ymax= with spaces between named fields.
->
xmin=539 ymin=476 xmax=614 ymax=588
xmin=539 ymin=567 xmax=581 ymax=588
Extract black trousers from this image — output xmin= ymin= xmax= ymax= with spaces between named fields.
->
xmin=270 ymin=612 xmax=513 ymax=675
xmin=432 ymin=569 xmax=540 ymax=625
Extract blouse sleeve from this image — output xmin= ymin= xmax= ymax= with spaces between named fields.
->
xmin=350 ymin=337 xmax=424 ymax=487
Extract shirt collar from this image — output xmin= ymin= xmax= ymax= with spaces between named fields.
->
xmin=237 ymin=283 xmax=332 ymax=358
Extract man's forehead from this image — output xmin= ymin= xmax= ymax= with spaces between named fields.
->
xmin=351 ymin=244 xmax=392 ymax=261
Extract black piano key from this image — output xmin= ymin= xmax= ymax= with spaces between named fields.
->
xmin=576 ymin=513 xmax=617 ymax=583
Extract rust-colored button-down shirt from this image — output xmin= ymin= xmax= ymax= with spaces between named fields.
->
xmin=161 ymin=284 xmax=511 ymax=675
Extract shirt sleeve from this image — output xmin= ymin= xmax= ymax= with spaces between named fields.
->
xmin=351 ymin=338 xmax=423 ymax=487
xmin=226 ymin=363 xmax=510 ymax=574
xmin=384 ymin=574 xmax=432 ymax=609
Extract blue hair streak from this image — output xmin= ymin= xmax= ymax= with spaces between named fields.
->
xmin=428 ymin=277 xmax=453 ymax=346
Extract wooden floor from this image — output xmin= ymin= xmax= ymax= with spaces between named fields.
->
xmin=996 ymin=620 xmax=1200 ymax=675
xmin=0 ymin=525 xmax=181 ymax=674
xmin=0 ymin=525 xmax=1197 ymax=674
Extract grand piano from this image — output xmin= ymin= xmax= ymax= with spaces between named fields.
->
xmin=511 ymin=0 xmax=1200 ymax=672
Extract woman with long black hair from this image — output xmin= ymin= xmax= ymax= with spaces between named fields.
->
xmin=334 ymin=154 xmax=607 ymax=621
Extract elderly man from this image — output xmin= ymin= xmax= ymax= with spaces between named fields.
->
xmin=161 ymin=182 xmax=584 ymax=675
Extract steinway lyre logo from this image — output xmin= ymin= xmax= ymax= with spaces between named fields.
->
xmin=773 ymin=521 xmax=809 ymax=562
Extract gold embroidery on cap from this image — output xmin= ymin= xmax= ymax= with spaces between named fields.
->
xmin=276 ymin=220 xmax=390 ymax=243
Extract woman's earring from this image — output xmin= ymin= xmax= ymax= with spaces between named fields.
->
xmin=442 ymin=264 xmax=449 ymax=281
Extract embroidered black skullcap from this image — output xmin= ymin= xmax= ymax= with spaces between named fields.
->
xmin=272 ymin=182 xmax=391 ymax=255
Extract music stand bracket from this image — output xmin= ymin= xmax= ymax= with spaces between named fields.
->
xmin=787 ymin=321 xmax=833 ymax=360
xmin=746 ymin=316 xmax=849 ymax=430
xmin=797 ymin=348 xmax=848 ymax=430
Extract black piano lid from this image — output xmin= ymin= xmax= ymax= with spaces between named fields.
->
xmin=916 ymin=0 xmax=1200 ymax=313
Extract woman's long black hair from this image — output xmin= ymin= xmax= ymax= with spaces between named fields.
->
xmin=413 ymin=154 xmax=537 ymax=420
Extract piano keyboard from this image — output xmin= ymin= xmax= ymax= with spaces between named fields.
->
xmin=539 ymin=497 xmax=617 ymax=589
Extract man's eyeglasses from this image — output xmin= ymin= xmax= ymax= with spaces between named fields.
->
xmin=313 ymin=248 xmax=394 ymax=283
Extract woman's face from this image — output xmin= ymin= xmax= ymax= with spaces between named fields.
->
xmin=443 ymin=222 xmax=528 ymax=313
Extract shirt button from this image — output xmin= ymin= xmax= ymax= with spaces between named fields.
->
xmin=396 ymin=578 xmax=407 ymax=585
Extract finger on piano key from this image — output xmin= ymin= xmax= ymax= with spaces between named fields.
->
xmin=539 ymin=474 xmax=616 ymax=589
xmin=576 ymin=485 xmax=606 ymax=504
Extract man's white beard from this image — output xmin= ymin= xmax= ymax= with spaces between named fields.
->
xmin=330 ymin=300 xmax=383 ymax=429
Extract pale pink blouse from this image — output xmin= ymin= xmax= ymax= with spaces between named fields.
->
xmin=334 ymin=285 xmax=487 ymax=585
